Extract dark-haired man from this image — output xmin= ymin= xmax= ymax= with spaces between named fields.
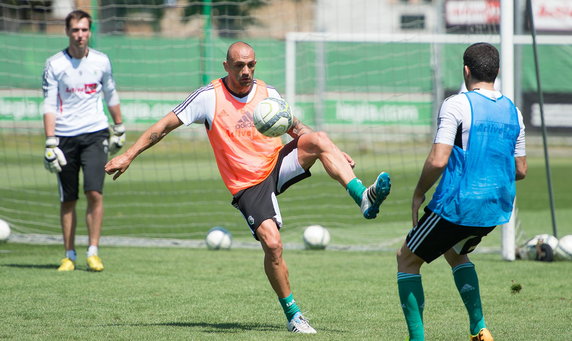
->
xmin=395 ymin=42 xmax=527 ymax=341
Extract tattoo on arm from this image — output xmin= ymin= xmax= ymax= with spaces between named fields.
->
xmin=288 ymin=117 xmax=313 ymax=137
xmin=149 ymin=132 xmax=161 ymax=146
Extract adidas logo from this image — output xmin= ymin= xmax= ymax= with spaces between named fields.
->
xmin=235 ymin=112 xmax=254 ymax=129
xmin=460 ymin=284 xmax=475 ymax=293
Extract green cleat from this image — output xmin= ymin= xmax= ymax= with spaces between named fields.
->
xmin=361 ymin=172 xmax=391 ymax=219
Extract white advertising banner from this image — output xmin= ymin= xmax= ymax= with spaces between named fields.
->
xmin=532 ymin=0 xmax=572 ymax=31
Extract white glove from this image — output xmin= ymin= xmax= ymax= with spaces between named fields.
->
xmin=109 ymin=123 xmax=126 ymax=155
xmin=44 ymin=137 xmax=67 ymax=173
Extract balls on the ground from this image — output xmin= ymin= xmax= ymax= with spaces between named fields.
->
xmin=0 ymin=219 xmax=11 ymax=242
xmin=517 ymin=234 xmax=558 ymax=261
xmin=303 ymin=225 xmax=330 ymax=250
xmin=525 ymin=234 xmax=559 ymax=250
xmin=253 ymin=97 xmax=293 ymax=137
xmin=205 ymin=226 xmax=232 ymax=250
xmin=554 ymin=234 xmax=572 ymax=261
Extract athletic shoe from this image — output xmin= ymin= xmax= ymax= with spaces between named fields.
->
xmin=287 ymin=312 xmax=317 ymax=334
xmin=361 ymin=172 xmax=391 ymax=219
xmin=470 ymin=328 xmax=494 ymax=341
xmin=86 ymin=255 xmax=104 ymax=272
xmin=57 ymin=257 xmax=75 ymax=272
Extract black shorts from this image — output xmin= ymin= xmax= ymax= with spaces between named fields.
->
xmin=232 ymin=137 xmax=311 ymax=240
xmin=406 ymin=207 xmax=496 ymax=263
xmin=56 ymin=129 xmax=110 ymax=202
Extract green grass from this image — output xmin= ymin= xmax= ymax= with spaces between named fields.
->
xmin=1 ymin=243 xmax=571 ymax=340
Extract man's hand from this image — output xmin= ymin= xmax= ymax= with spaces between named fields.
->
xmin=341 ymin=151 xmax=356 ymax=169
xmin=411 ymin=192 xmax=426 ymax=227
xmin=109 ymin=123 xmax=126 ymax=155
xmin=44 ymin=136 xmax=67 ymax=173
xmin=105 ymin=153 xmax=132 ymax=180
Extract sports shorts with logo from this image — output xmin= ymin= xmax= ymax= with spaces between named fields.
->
xmin=232 ymin=137 xmax=311 ymax=240
xmin=57 ymin=128 xmax=110 ymax=202
xmin=406 ymin=207 xmax=495 ymax=263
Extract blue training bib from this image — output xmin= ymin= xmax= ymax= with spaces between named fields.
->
xmin=428 ymin=91 xmax=520 ymax=226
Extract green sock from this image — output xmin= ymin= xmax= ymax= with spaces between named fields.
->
xmin=397 ymin=272 xmax=425 ymax=341
xmin=452 ymin=262 xmax=486 ymax=335
xmin=278 ymin=293 xmax=301 ymax=322
xmin=346 ymin=177 xmax=366 ymax=206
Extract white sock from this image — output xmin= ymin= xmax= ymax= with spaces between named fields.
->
xmin=87 ymin=245 xmax=99 ymax=257
xmin=65 ymin=249 xmax=77 ymax=261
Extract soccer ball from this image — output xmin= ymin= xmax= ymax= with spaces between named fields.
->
xmin=554 ymin=235 xmax=572 ymax=261
xmin=205 ymin=227 xmax=232 ymax=250
xmin=524 ymin=234 xmax=559 ymax=250
xmin=0 ymin=218 xmax=11 ymax=242
xmin=517 ymin=234 xmax=559 ymax=261
xmin=253 ymin=97 xmax=293 ymax=137
xmin=303 ymin=225 xmax=330 ymax=250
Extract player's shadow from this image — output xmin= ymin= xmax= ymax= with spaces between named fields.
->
xmin=107 ymin=322 xmax=282 ymax=333
xmin=2 ymin=263 xmax=58 ymax=270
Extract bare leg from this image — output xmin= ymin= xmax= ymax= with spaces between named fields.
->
xmin=444 ymin=248 xmax=470 ymax=268
xmin=256 ymin=219 xmax=291 ymax=298
xmin=297 ymin=131 xmax=356 ymax=187
xmin=85 ymin=190 xmax=103 ymax=247
xmin=60 ymin=200 xmax=77 ymax=251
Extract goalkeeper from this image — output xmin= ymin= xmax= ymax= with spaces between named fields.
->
xmin=395 ymin=43 xmax=527 ymax=341
xmin=105 ymin=41 xmax=391 ymax=334
xmin=42 ymin=10 xmax=125 ymax=272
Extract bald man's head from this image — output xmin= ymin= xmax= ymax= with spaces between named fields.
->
xmin=226 ymin=41 xmax=254 ymax=62
xmin=223 ymin=41 xmax=257 ymax=95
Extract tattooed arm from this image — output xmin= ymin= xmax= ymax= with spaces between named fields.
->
xmin=105 ymin=112 xmax=183 ymax=180
xmin=287 ymin=116 xmax=314 ymax=138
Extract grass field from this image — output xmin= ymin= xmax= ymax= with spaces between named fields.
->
xmin=1 ymin=131 xmax=571 ymax=340
xmin=1 ymin=243 xmax=571 ymax=340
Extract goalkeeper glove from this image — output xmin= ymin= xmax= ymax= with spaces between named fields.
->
xmin=109 ymin=123 xmax=126 ymax=155
xmin=44 ymin=136 xmax=67 ymax=173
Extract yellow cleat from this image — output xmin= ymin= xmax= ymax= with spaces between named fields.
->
xmin=86 ymin=255 xmax=104 ymax=272
xmin=470 ymin=328 xmax=494 ymax=341
xmin=57 ymin=258 xmax=75 ymax=271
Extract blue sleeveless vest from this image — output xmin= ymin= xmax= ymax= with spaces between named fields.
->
xmin=427 ymin=91 xmax=520 ymax=226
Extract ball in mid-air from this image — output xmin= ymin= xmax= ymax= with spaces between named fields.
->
xmin=555 ymin=234 xmax=572 ymax=261
xmin=0 ymin=219 xmax=11 ymax=242
xmin=205 ymin=227 xmax=232 ymax=250
xmin=253 ymin=97 xmax=293 ymax=137
xmin=303 ymin=225 xmax=330 ymax=250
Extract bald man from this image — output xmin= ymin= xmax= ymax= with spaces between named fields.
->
xmin=106 ymin=41 xmax=391 ymax=333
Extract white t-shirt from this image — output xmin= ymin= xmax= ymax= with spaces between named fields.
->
xmin=173 ymin=79 xmax=281 ymax=127
xmin=434 ymin=89 xmax=526 ymax=157
xmin=42 ymin=49 xmax=120 ymax=136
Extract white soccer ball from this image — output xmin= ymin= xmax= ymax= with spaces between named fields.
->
xmin=253 ymin=97 xmax=293 ymax=137
xmin=303 ymin=225 xmax=330 ymax=250
xmin=517 ymin=234 xmax=559 ymax=261
xmin=205 ymin=227 xmax=232 ymax=250
xmin=524 ymin=234 xmax=559 ymax=250
xmin=0 ymin=219 xmax=11 ymax=242
xmin=554 ymin=235 xmax=572 ymax=261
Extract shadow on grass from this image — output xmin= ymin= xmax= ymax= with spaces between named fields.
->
xmin=105 ymin=321 xmax=283 ymax=333
xmin=2 ymin=263 xmax=58 ymax=270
